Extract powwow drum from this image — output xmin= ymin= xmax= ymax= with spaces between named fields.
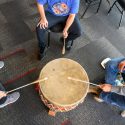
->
xmin=38 ymin=58 xmax=89 ymax=116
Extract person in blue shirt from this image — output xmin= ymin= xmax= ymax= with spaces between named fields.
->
xmin=36 ymin=0 xmax=82 ymax=60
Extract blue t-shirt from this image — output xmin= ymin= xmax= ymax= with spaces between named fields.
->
xmin=37 ymin=0 xmax=80 ymax=16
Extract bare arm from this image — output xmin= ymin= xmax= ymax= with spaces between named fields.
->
xmin=37 ymin=4 xmax=46 ymax=20
xmin=63 ymin=14 xmax=75 ymax=38
xmin=37 ymin=4 xmax=48 ymax=29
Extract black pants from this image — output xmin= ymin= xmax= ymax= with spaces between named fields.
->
xmin=0 ymin=83 xmax=7 ymax=105
xmin=36 ymin=11 xmax=82 ymax=54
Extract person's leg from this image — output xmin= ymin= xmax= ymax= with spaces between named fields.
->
xmin=36 ymin=11 xmax=67 ymax=58
xmin=98 ymin=58 xmax=125 ymax=108
xmin=0 ymin=82 xmax=20 ymax=108
xmin=105 ymin=58 xmax=125 ymax=86
xmin=65 ymin=16 xmax=82 ymax=50
xmin=0 ymin=83 xmax=7 ymax=105
xmin=67 ymin=15 xmax=82 ymax=41
xmin=96 ymin=58 xmax=125 ymax=102
xmin=100 ymin=92 xmax=125 ymax=110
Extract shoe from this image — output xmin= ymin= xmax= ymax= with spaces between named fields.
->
xmin=59 ymin=37 xmax=73 ymax=50
xmin=65 ymin=40 xmax=73 ymax=50
xmin=121 ymin=110 xmax=125 ymax=117
xmin=38 ymin=47 xmax=47 ymax=61
xmin=0 ymin=92 xmax=20 ymax=108
xmin=94 ymin=96 xmax=104 ymax=103
xmin=101 ymin=58 xmax=111 ymax=69
xmin=39 ymin=52 xmax=46 ymax=60
xmin=0 ymin=61 xmax=4 ymax=69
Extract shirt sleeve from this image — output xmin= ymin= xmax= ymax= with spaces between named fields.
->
xmin=70 ymin=0 xmax=80 ymax=14
xmin=37 ymin=0 xmax=47 ymax=5
xmin=111 ymin=86 xmax=125 ymax=96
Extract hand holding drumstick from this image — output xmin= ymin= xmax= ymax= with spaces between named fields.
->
xmin=68 ymin=77 xmax=113 ymax=92
xmin=62 ymin=38 xmax=66 ymax=55
xmin=6 ymin=77 xmax=48 ymax=94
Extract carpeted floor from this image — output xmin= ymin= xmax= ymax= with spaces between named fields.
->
xmin=0 ymin=0 xmax=125 ymax=125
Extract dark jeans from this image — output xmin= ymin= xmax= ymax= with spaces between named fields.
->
xmin=0 ymin=83 xmax=7 ymax=105
xmin=36 ymin=11 xmax=82 ymax=54
xmin=99 ymin=58 xmax=125 ymax=110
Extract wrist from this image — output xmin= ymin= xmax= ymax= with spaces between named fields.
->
xmin=41 ymin=17 xmax=46 ymax=21
xmin=63 ymin=27 xmax=68 ymax=32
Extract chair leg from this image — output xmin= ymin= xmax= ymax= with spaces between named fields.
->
xmin=71 ymin=40 xmax=74 ymax=46
xmin=81 ymin=2 xmax=92 ymax=19
xmin=108 ymin=1 xmax=117 ymax=14
xmin=48 ymin=31 xmax=50 ymax=47
xmin=96 ymin=0 xmax=102 ymax=13
xmin=118 ymin=11 xmax=124 ymax=28
xmin=106 ymin=0 xmax=110 ymax=5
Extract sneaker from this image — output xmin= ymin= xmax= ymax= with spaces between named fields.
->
xmin=101 ymin=58 xmax=111 ymax=69
xmin=59 ymin=37 xmax=73 ymax=50
xmin=0 ymin=61 xmax=4 ymax=69
xmin=38 ymin=47 xmax=47 ymax=61
xmin=0 ymin=92 xmax=20 ymax=108
xmin=94 ymin=96 xmax=104 ymax=103
xmin=121 ymin=110 xmax=125 ymax=117
xmin=65 ymin=40 xmax=73 ymax=50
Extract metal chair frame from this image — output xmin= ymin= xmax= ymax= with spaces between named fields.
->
xmin=108 ymin=0 xmax=125 ymax=28
xmin=81 ymin=0 xmax=110 ymax=19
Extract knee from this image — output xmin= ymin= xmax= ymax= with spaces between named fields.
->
xmin=106 ymin=60 xmax=117 ymax=71
xmin=77 ymin=30 xmax=82 ymax=37
xmin=76 ymin=29 xmax=82 ymax=38
xmin=36 ymin=26 xmax=45 ymax=34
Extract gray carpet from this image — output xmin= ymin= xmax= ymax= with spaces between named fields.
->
xmin=0 ymin=0 xmax=125 ymax=125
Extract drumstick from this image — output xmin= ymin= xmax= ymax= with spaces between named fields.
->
xmin=6 ymin=77 xmax=48 ymax=94
xmin=62 ymin=38 xmax=65 ymax=55
xmin=68 ymin=77 xmax=100 ymax=87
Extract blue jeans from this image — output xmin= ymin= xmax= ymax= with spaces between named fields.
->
xmin=36 ymin=11 xmax=82 ymax=54
xmin=99 ymin=58 xmax=125 ymax=109
xmin=0 ymin=83 xmax=7 ymax=105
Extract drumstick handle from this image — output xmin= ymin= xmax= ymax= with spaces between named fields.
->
xmin=62 ymin=38 xmax=65 ymax=55
xmin=68 ymin=77 xmax=100 ymax=87
xmin=6 ymin=77 xmax=48 ymax=94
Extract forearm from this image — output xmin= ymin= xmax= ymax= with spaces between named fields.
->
xmin=111 ymin=86 xmax=125 ymax=96
xmin=64 ymin=14 xmax=75 ymax=31
xmin=37 ymin=4 xmax=46 ymax=20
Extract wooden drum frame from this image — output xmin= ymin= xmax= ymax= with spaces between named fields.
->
xmin=38 ymin=58 xmax=89 ymax=116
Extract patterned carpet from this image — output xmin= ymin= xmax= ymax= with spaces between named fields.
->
xmin=0 ymin=0 xmax=125 ymax=125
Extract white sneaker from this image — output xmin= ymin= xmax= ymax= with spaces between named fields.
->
xmin=101 ymin=58 xmax=111 ymax=69
xmin=0 ymin=92 xmax=20 ymax=108
xmin=121 ymin=110 xmax=125 ymax=117
xmin=0 ymin=61 xmax=4 ymax=69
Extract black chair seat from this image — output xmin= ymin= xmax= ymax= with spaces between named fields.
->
xmin=49 ymin=23 xmax=65 ymax=32
xmin=117 ymin=0 xmax=125 ymax=10
xmin=47 ymin=23 xmax=64 ymax=47
xmin=47 ymin=22 xmax=74 ymax=48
